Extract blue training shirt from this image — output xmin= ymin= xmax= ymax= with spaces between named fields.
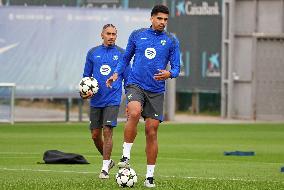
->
xmin=114 ymin=27 xmax=180 ymax=93
xmin=83 ymin=44 xmax=129 ymax=108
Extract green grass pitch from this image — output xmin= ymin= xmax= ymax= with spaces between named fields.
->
xmin=0 ymin=122 xmax=284 ymax=189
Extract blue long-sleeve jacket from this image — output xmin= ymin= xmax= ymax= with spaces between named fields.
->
xmin=83 ymin=44 xmax=129 ymax=107
xmin=114 ymin=27 xmax=180 ymax=93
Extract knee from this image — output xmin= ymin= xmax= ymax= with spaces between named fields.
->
xmin=128 ymin=109 xmax=141 ymax=120
xmin=103 ymin=127 xmax=112 ymax=139
xmin=145 ymin=127 xmax=158 ymax=139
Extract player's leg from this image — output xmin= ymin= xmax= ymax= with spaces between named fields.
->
xmin=145 ymin=118 xmax=159 ymax=165
xmin=118 ymin=85 xmax=144 ymax=168
xmin=142 ymin=92 xmax=164 ymax=188
xmin=102 ymin=126 xmax=113 ymax=160
xmin=89 ymin=107 xmax=103 ymax=155
xmin=144 ymin=118 xmax=159 ymax=188
xmin=91 ymin=128 xmax=103 ymax=155
xmin=99 ymin=125 xmax=113 ymax=179
xmin=117 ymin=100 xmax=142 ymax=168
xmin=99 ymin=106 xmax=119 ymax=179
xmin=124 ymin=101 xmax=141 ymax=142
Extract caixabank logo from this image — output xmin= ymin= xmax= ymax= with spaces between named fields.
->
xmin=171 ymin=1 xmax=220 ymax=17
xmin=202 ymin=52 xmax=220 ymax=78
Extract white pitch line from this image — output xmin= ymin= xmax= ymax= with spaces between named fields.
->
xmin=1 ymin=167 xmax=283 ymax=184
xmin=0 ymin=152 xmax=40 ymax=154
xmin=0 ymin=157 xmax=40 ymax=159
xmin=0 ymin=152 xmax=102 ymax=158
xmin=161 ymin=175 xmax=257 ymax=182
xmin=0 ymin=167 xmax=238 ymax=180
xmin=0 ymin=167 xmax=96 ymax=174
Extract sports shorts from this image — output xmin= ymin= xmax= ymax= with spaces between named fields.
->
xmin=89 ymin=106 xmax=119 ymax=129
xmin=126 ymin=84 xmax=164 ymax=122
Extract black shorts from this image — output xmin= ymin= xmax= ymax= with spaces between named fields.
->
xmin=89 ymin=106 xmax=119 ymax=129
xmin=126 ymin=84 xmax=164 ymax=122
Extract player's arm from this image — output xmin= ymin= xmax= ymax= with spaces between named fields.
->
xmin=168 ymin=36 xmax=181 ymax=78
xmin=122 ymin=63 xmax=130 ymax=92
xmin=154 ymin=37 xmax=180 ymax=80
xmin=106 ymin=32 xmax=136 ymax=88
xmin=81 ymin=50 xmax=94 ymax=99
xmin=83 ymin=50 xmax=94 ymax=78
xmin=121 ymin=64 xmax=130 ymax=116
xmin=154 ymin=36 xmax=180 ymax=81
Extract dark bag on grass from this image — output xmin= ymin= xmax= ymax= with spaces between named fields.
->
xmin=43 ymin=150 xmax=89 ymax=164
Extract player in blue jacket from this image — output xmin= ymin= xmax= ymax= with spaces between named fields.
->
xmin=107 ymin=5 xmax=180 ymax=188
xmin=81 ymin=24 xmax=129 ymax=179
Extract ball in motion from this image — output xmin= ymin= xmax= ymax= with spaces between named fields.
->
xmin=78 ymin=77 xmax=99 ymax=97
xmin=115 ymin=168 xmax=138 ymax=188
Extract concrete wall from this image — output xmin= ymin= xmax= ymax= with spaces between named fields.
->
xmin=222 ymin=0 xmax=284 ymax=120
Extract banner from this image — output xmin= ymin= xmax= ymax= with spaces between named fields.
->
xmin=167 ymin=0 xmax=222 ymax=93
xmin=0 ymin=6 xmax=149 ymax=98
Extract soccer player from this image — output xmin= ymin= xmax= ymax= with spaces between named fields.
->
xmin=81 ymin=24 xmax=129 ymax=179
xmin=106 ymin=5 xmax=180 ymax=188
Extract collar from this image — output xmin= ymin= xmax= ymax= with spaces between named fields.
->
xmin=101 ymin=44 xmax=116 ymax=49
xmin=148 ymin=25 xmax=165 ymax=36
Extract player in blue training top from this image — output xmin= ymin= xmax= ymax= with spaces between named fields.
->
xmin=106 ymin=5 xmax=180 ymax=188
xmin=81 ymin=24 xmax=129 ymax=179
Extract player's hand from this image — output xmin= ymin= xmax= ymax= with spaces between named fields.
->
xmin=106 ymin=73 xmax=118 ymax=88
xmin=154 ymin=69 xmax=171 ymax=80
xmin=80 ymin=91 xmax=93 ymax=99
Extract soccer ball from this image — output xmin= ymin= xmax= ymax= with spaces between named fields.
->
xmin=115 ymin=168 xmax=138 ymax=188
xmin=78 ymin=77 xmax=99 ymax=97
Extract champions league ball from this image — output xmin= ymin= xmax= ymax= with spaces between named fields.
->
xmin=115 ymin=168 xmax=138 ymax=188
xmin=78 ymin=77 xmax=99 ymax=97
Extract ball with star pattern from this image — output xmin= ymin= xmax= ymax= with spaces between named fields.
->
xmin=78 ymin=77 xmax=99 ymax=97
xmin=115 ymin=168 xmax=138 ymax=188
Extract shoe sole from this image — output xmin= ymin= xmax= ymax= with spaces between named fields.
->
xmin=144 ymin=182 xmax=156 ymax=188
xmin=99 ymin=170 xmax=110 ymax=179
xmin=99 ymin=174 xmax=109 ymax=179
xmin=99 ymin=176 xmax=109 ymax=179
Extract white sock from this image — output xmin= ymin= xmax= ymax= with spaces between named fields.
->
xmin=122 ymin=142 xmax=133 ymax=159
xmin=146 ymin=165 xmax=155 ymax=178
xmin=102 ymin=159 xmax=110 ymax=173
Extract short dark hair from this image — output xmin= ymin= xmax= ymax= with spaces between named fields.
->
xmin=102 ymin=23 xmax=116 ymax=31
xmin=151 ymin=4 xmax=169 ymax=16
